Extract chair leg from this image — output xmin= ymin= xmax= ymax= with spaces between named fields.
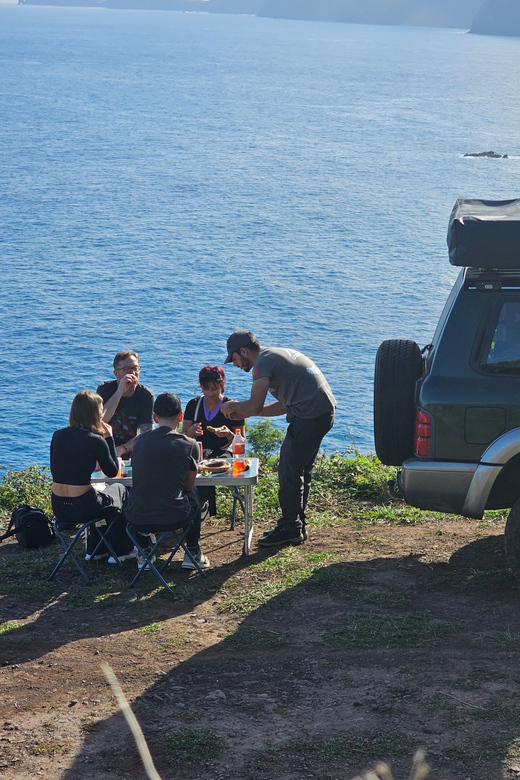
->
xmin=126 ymin=522 xmax=206 ymax=594
xmin=126 ymin=527 xmax=174 ymax=593
xmin=49 ymin=521 xmax=93 ymax=584
xmin=48 ymin=513 xmax=124 ymax=584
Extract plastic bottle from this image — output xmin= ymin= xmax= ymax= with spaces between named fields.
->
xmin=232 ymin=428 xmax=246 ymax=473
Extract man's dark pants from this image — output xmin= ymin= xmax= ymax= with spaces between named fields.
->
xmin=131 ymin=488 xmax=202 ymax=550
xmin=278 ymin=409 xmax=335 ymax=532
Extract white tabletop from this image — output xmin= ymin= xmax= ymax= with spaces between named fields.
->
xmin=91 ymin=458 xmax=259 ymax=487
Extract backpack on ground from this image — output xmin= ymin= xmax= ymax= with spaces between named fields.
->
xmin=0 ymin=504 xmax=55 ymax=549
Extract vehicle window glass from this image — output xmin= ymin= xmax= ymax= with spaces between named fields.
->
xmin=481 ymin=301 xmax=520 ymax=374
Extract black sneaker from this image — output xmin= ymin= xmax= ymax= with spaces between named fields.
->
xmin=258 ymin=527 xmax=304 ymax=547
xmin=261 ymin=526 xmax=308 ymax=541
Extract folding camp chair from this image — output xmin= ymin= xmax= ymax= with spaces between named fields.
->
xmin=48 ymin=510 xmax=124 ymax=585
xmin=126 ymin=519 xmax=206 ymax=595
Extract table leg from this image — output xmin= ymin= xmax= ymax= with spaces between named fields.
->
xmin=243 ymin=485 xmax=254 ymax=557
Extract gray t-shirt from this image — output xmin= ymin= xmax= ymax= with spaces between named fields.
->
xmin=253 ymin=347 xmax=336 ymax=420
xmin=125 ymin=426 xmax=199 ymax=527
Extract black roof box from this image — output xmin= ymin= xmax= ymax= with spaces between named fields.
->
xmin=447 ymin=199 xmax=520 ymax=268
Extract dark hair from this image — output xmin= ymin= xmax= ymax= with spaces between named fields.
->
xmin=153 ymin=392 xmax=182 ymax=418
xmin=242 ymin=339 xmax=261 ymax=353
xmin=199 ymin=365 xmax=226 ymax=391
xmin=69 ymin=390 xmax=104 ymax=435
xmin=113 ymin=349 xmax=139 ymax=369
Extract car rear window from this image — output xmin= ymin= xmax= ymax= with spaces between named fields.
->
xmin=480 ymin=300 xmax=520 ymax=374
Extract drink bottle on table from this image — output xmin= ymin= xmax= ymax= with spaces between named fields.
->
xmin=232 ymin=429 xmax=246 ymax=473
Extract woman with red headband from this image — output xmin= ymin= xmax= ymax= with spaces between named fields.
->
xmin=182 ymin=365 xmax=245 ymax=517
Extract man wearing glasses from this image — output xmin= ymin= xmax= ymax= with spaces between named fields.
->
xmin=97 ymin=350 xmax=154 ymax=458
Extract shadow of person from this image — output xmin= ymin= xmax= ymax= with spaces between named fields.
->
xmin=0 ymin=526 xmax=254 ymax=667
xmin=52 ymin=544 xmax=520 ymax=780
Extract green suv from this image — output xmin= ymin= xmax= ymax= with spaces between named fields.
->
xmin=374 ymin=199 xmax=520 ymax=576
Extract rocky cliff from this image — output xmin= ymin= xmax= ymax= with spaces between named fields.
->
xmin=471 ymin=0 xmax=520 ymax=36
xmin=256 ymin=0 xmax=482 ymax=29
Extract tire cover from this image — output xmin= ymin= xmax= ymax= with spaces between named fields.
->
xmin=374 ymin=339 xmax=422 ymax=466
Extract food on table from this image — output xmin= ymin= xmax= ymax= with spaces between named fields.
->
xmin=198 ymin=459 xmax=231 ymax=474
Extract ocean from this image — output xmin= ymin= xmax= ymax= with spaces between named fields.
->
xmin=1 ymin=5 xmax=520 ymax=471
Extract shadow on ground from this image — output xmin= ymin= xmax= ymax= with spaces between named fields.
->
xmin=40 ymin=532 xmax=520 ymax=780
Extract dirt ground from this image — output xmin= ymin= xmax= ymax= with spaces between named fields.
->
xmin=1 ymin=509 xmax=519 ymax=780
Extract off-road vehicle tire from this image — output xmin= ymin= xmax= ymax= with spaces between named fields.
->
xmin=505 ymin=498 xmax=520 ymax=581
xmin=374 ymin=339 xmax=423 ymax=466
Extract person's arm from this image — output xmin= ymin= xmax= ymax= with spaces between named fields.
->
xmin=184 ymin=468 xmax=197 ymax=492
xmin=100 ymin=376 xmax=135 ymax=423
xmin=182 ymin=418 xmax=203 ymax=439
xmin=221 ymin=376 xmax=270 ymax=420
xmin=184 ymin=443 xmax=199 ymax=491
xmin=257 ymin=401 xmax=287 ymax=417
xmin=182 ymin=400 xmax=203 ymax=439
xmin=96 ymin=430 xmax=119 ymax=478
xmin=118 ymin=439 xmax=133 ymax=458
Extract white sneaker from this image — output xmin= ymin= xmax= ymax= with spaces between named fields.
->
xmin=85 ymin=552 xmax=109 ymax=562
xmin=137 ymin=551 xmax=157 ymax=571
xmin=181 ymin=550 xmax=210 ymax=570
xmin=107 ymin=548 xmax=138 ymax=564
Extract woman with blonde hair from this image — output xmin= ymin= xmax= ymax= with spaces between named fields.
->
xmin=50 ymin=390 xmax=136 ymax=561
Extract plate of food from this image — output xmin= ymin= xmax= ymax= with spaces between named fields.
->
xmin=198 ymin=458 xmax=231 ymax=474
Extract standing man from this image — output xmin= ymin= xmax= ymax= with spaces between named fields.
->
xmin=221 ymin=330 xmax=336 ymax=548
xmin=125 ymin=393 xmax=209 ymax=570
xmin=97 ymin=350 xmax=154 ymax=458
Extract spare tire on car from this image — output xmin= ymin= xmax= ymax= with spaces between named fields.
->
xmin=374 ymin=339 xmax=423 ymax=466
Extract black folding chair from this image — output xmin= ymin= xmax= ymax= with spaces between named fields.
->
xmin=126 ymin=519 xmax=206 ymax=595
xmin=48 ymin=510 xmax=124 ymax=585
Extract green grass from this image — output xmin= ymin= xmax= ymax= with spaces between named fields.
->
xmin=218 ymin=548 xmax=365 ymax=615
xmin=296 ymin=731 xmax=411 ymax=758
xmin=0 ymin=620 xmax=25 ymax=635
xmin=360 ymin=589 xmax=409 ymax=609
xmin=225 ymin=625 xmax=283 ymax=648
xmin=217 ymin=580 xmax=287 ymax=614
xmin=135 ymin=622 xmax=164 ymax=635
xmin=161 ymin=635 xmax=188 ymax=650
xmin=325 ymin=611 xmax=453 ymax=648
xmin=473 ymin=698 xmax=520 ymax=726
xmin=166 ymin=729 xmax=224 ymax=759
xmin=32 ymin=741 xmax=62 ymax=755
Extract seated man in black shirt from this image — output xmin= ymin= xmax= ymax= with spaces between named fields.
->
xmin=97 ymin=349 xmax=154 ymax=458
xmin=125 ymin=393 xmax=209 ymax=570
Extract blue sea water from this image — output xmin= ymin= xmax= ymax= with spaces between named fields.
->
xmin=1 ymin=6 xmax=520 ymax=471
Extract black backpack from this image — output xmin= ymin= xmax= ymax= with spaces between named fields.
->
xmin=0 ymin=504 xmax=55 ymax=549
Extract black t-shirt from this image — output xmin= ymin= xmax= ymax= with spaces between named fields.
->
xmin=96 ymin=381 xmax=154 ymax=446
xmin=184 ymin=395 xmax=245 ymax=454
xmin=50 ymin=427 xmax=119 ymax=485
xmin=125 ymin=426 xmax=199 ymax=527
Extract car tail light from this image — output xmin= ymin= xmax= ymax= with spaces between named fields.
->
xmin=414 ymin=408 xmax=431 ymax=457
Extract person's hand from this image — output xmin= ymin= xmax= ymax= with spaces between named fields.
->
xmin=188 ymin=422 xmax=203 ymax=438
xmin=213 ymin=425 xmax=233 ymax=439
xmin=221 ymin=400 xmax=240 ymax=420
xmin=102 ymin=421 xmax=113 ymax=438
xmin=118 ymin=373 xmax=138 ymax=394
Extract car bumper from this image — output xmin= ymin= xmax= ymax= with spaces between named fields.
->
xmin=399 ymin=458 xmax=481 ymax=516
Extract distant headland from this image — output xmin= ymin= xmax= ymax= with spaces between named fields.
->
xmin=16 ymin=0 xmax=520 ymax=38
xmin=470 ymin=0 xmax=520 ymax=36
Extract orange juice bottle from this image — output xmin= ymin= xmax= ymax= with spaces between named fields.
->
xmin=232 ymin=429 xmax=246 ymax=473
